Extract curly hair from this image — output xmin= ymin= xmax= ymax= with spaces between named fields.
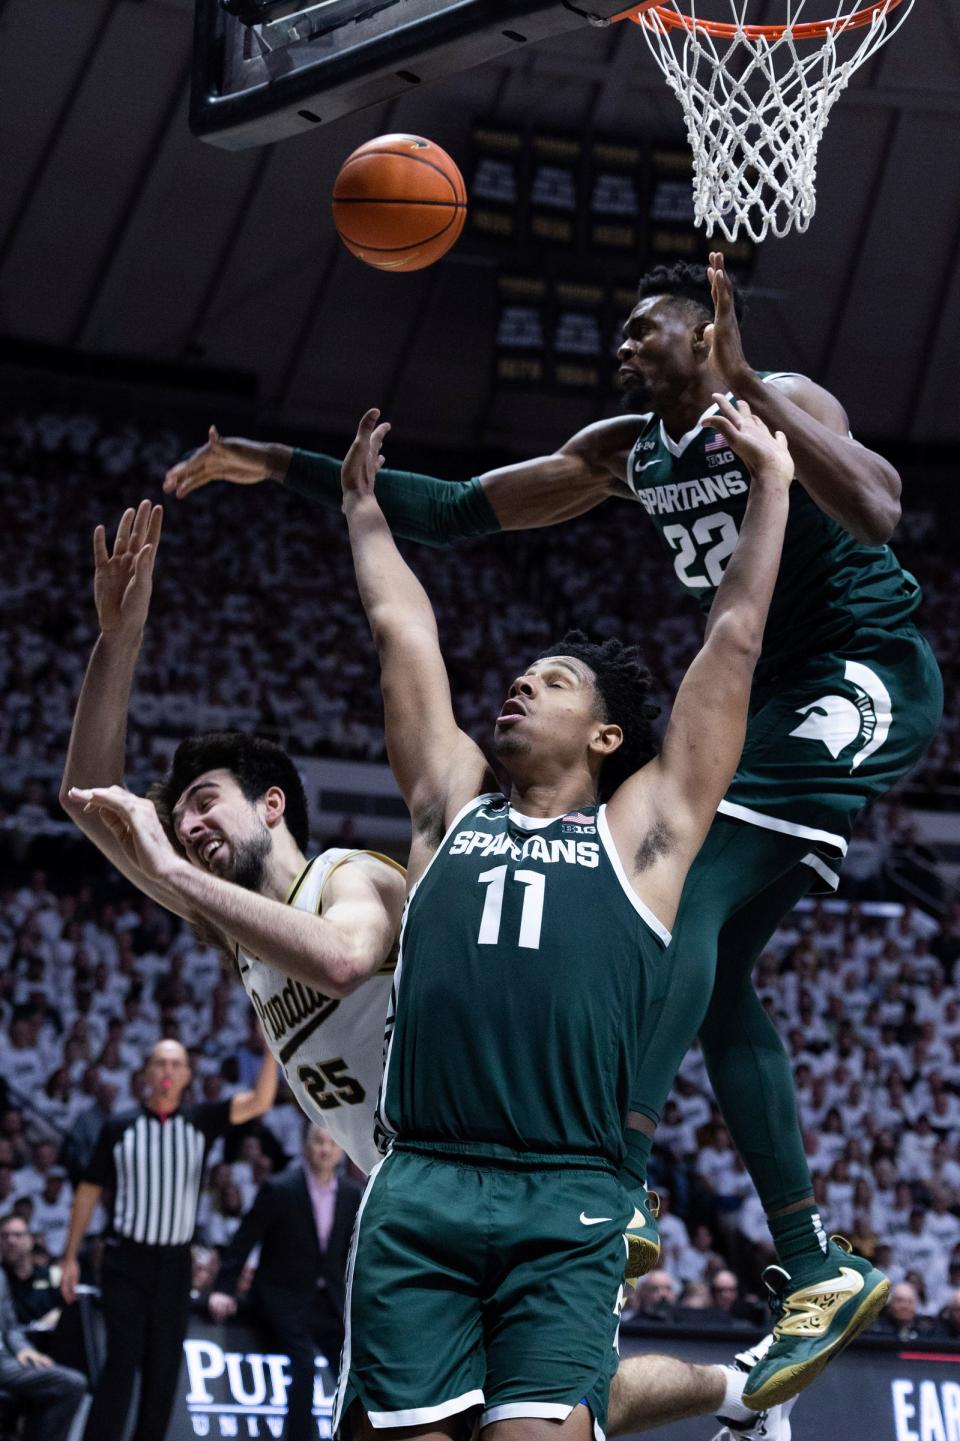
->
xmin=536 ymin=630 xmax=661 ymax=801
xmin=150 ymin=732 xmax=309 ymax=851
xmin=636 ymin=260 xmax=745 ymax=326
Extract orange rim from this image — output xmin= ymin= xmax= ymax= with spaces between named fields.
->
xmin=611 ymin=0 xmax=906 ymax=40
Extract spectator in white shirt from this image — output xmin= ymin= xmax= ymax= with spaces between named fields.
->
xmin=886 ymin=1181 xmax=920 ymax=1237
xmin=926 ymin=1190 xmax=960 ymax=1248
xmin=30 ymin=1169 xmax=73 ymax=1258
xmin=674 ymin=1224 xmax=726 ymax=1287
xmin=929 ymin=1141 xmax=960 ymax=1198
xmin=825 ymin=1159 xmax=856 ymax=1234
xmin=899 ymin=1115 xmax=940 ymax=1182
xmin=12 ymin=1141 xmax=59 ymax=1202
xmin=205 ymin=1182 xmax=245 ymax=1249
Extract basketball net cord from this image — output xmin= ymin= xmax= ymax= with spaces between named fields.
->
xmin=632 ymin=0 xmax=915 ymax=243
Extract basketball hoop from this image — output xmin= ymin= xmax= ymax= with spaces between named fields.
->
xmin=612 ymin=0 xmax=915 ymax=243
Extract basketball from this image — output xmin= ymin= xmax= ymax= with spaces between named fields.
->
xmin=332 ymin=134 xmax=467 ymax=273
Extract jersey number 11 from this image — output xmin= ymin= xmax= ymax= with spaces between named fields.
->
xmin=477 ymin=866 xmax=545 ymax=950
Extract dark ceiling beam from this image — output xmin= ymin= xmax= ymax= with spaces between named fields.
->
xmin=0 ymin=0 xmax=116 ymax=274
xmin=816 ymin=107 xmax=900 ymax=385
xmin=68 ymin=59 xmax=192 ymax=349
xmin=381 ymin=266 xmax=444 ymax=417
xmin=177 ymin=146 xmax=274 ymax=359
xmin=901 ymin=200 xmax=960 ymax=442
xmin=274 ymin=98 xmax=400 ymax=406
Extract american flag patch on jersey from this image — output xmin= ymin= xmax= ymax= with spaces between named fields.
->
xmin=562 ymin=811 xmax=595 ymax=825
xmin=703 ymin=430 xmax=728 ymax=452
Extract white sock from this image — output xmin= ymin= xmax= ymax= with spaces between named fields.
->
xmin=718 ymin=1365 xmax=755 ymax=1425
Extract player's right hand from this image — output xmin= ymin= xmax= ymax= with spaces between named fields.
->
xmin=94 ymin=501 xmax=162 ymax=637
xmin=163 ymin=426 xmax=280 ymax=498
xmin=60 ymin=1258 xmax=79 ymax=1304
xmin=208 ymin=1291 xmax=238 ymax=1322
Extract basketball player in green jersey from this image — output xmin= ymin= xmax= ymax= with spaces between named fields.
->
xmin=165 ymin=252 xmax=941 ymax=1410
xmin=330 ymin=395 xmax=797 ymax=1441
xmin=70 ymin=509 xmax=798 ymax=1441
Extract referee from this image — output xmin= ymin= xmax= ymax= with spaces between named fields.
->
xmin=60 ymin=1038 xmax=277 ymax=1441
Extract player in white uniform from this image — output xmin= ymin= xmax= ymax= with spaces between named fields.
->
xmin=60 ymin=501 xmax=406 ymax=1174
xmin=236 ymin=847 xmax=396 ymax=1174
xmin=63 ymin=500 xmax=793 ymax=1441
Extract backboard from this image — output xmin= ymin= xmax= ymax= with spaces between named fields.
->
xmin=191 ymin=0 xmax=632 ymax=150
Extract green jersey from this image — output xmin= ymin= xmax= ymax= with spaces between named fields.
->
xmin=625 ymin=375 xmax=921 ymax=682
xmin=376 ymin=794 xmax=670 ymax=1167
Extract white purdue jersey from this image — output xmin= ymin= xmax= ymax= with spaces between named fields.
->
xmin=236 ymin=849 xmax=400 ymax=1174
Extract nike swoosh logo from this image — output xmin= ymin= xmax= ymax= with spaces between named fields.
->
xmin=579 ymin=1213 xmax=613 ymax=1225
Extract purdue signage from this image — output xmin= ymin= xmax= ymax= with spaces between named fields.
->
xmin=162 ymin=1320 xmax=960 ymax=1439
xmin=170 ymin=1319 xmax=335 ymax=1439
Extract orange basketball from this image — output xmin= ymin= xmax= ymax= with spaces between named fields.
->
xmin=332 ymin=134 xmax=467 ymax=273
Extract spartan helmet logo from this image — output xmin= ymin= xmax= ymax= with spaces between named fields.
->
xmin=789 ymin=661 xmax=892 ymax=771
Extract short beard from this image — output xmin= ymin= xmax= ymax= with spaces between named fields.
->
xmin=492 ymin=730 xmax=531 ymax=761
xmin=619 ymin=379 xmax=653 ymax=413
xmin=226 ymin=825 xmax=272 ymax=892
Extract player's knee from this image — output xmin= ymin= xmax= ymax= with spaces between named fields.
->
xmin=482 ymin=1406 xmax=595 ymax=1441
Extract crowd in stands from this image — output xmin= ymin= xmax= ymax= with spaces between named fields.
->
xmin=2 ymin=404 xmax=960 ymax=1338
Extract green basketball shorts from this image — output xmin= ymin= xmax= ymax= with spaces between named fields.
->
xmin=720 ymin=624 xmax=942 ymax=889
xmin=333 ymin=1148 xmax=632 ymax=1438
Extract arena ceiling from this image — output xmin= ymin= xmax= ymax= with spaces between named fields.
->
xmin=2 ymin=0 xmax=960 ymax=455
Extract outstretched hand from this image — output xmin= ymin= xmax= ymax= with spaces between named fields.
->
xmin=703 ymin=250 xmax=750 ymax=390
xmin=94 ymin=501 xmax=162 ymax=636
xmin=705 ymin=394 xmax=794 ymax=490
xmin=68 ymin=785 xmax=182 ymax=884
xmin=163 ymin=426 xmax=274 ymax=499
xmin=341 ymin=409 xmax=390 ymax=501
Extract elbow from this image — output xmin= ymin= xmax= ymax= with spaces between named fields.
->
xmin=860 ymin=494 xmax=901 ymax=547
xmin=315 ymin=941 xmax=370 ymax=999
xmin=850 ymin=470 xmax=902 ymax=546
xmin=711 ymin=613 xmax=763 ymax=670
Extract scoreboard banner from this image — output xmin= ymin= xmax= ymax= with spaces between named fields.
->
xmin=156 ymin=1320 xmax=960 ymax=1438
xmin=618 ymin=1332 xmax=960 ymax=1441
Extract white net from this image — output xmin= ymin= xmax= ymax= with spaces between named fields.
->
xmin=634 ymin=0 xmax=915 ymax=243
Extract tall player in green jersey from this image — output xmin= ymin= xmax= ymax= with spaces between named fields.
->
xmin=331 ymin=396 xmax=797 ymax=1441
xmin=166 ymin=253 xmax=941 ymax=1410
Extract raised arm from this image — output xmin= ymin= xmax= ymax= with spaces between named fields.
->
xmin=706 ymin=250 xmax=900 ymax=544
xmin=59 ymin=503 xmax=193 ymax=919
xmin=163 ymin=417 xmax=637 ymax=542
xmin=606 ymin=397 xmax=793 ymax=928
xmin=229 ymin=1051 xmax=278 ymax=1125
xmin=341 ymin=410 xmax=494 ymax=875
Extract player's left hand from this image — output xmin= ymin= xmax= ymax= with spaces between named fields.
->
xmin=703 ymin=250 xmax=751 ymax=389
xmin=68 ymin=785 xmax=182 ymax=884
xmin=341 ymin=408 xmax=390 ymax=501
xmin=706 ymin=394 xmax=794 ymax=491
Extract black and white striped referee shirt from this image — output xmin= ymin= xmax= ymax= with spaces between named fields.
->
xmin=83 ymin=1100 xmax=233 ymax=1247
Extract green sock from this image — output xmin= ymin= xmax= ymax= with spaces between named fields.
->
xmin=768 ymin=1203 xmax=832 ymax=1280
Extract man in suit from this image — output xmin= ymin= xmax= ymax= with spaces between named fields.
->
xmin=209 ymin=1126 xmax=362 ymax=1441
